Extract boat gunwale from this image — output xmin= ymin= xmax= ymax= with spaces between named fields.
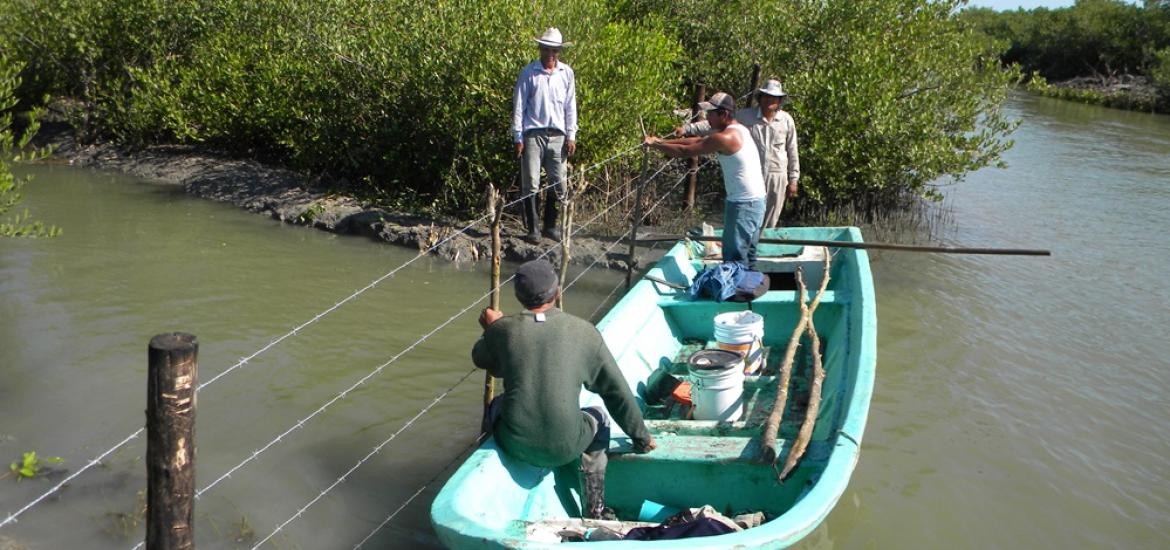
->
xmin=430 ymin=226 xmax=877 ymax=549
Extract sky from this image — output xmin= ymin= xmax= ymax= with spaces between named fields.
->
xmin=964 ymin=0 xmax=1075 ymax=10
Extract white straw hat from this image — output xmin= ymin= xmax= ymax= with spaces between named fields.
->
xmin=758 ymin=79 xmax=788 ymax=97
xmin=534 ymin=27 xmax=572 ymax=48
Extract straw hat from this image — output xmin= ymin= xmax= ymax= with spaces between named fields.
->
xmin=757 ymin=79 xmax=788 ymax=98
xmin=534 ymin=27 xmax=572 ymax=49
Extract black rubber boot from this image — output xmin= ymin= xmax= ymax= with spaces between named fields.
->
xmin=542 ymin=195 xmax=562 ymax=242
xmin=580 ymin=449 xmax=615 ymax=520
xmin=522 ymin=196 xmax=540 ymax=244
xmin=582 ymin=472 xmax=616 ymax=520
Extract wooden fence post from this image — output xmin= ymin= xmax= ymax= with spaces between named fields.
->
xmin=748 ymin=63 xmax=761 ymax=106
xmin=482 ymin=186 xmax=503 ymax=432
xmin=556 ymin=168 xmax=579 ymax=310
xmin=146 ymin=332 xmax=198 ymax=550
xmin=686 ymin=83 xmax=705 ymax=211
xmin=626 ymin=146 xmax=649 ymax=290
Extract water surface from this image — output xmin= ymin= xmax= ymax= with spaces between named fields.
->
xmin=2 ymin=93 xmax=1169 ymax=548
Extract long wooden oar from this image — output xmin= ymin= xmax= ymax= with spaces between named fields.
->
xmin=632 ymin=234 xmax=1051 ymax=256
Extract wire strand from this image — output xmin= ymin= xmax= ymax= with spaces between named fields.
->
xmin=182 ymin=156 xmax=678 ymax=505
xmin=248 ymin=366 xmax=481 ymax=550
xmin=348 ymin=158 xmax=708 ymax=547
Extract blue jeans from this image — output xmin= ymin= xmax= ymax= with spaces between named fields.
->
xmin=723 ymin=198 xmax=765 ymax=269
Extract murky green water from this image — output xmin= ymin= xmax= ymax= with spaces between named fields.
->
xmin=2 ymin=93 xmax=1169 ymax=548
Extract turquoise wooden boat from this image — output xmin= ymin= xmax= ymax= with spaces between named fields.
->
xmin=432 ymin=226 xmax=876 ymax=548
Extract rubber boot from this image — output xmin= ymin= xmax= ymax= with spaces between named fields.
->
xmin=542 ymin=195 xmax=562 ymax=242
xmin=521 ymin=196 xmax=540 ymax=244
xmin=580 ymin=450 xmax=616 ymax=520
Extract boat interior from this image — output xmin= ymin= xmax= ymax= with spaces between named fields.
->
xmin=575 ymin=230 xmax=867 ymax=523
xmin=432 ymin=228 xmax=872 ymax=545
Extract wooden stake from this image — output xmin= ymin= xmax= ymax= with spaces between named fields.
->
xmin=146 ymin=332 xmax=197 ymax=550
xmin=748 ymin=63 xmax=761 ymax=106
xmin=625 ymin=146 xmax=649 ymax=290
xmin=557 ymin=169 xmax=580 ymax=309
xmin=686 ymin=83 xmax=705 ymax=211
xmin=482 ymin=186 xmax=503 ymax=432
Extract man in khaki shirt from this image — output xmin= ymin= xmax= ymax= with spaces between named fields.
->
xmin=678 ymin=79 xmax=800 ymax=227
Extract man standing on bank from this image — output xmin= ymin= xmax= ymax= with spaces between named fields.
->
xmin=647 ymin=92 xmax=767 ymax=269
xmin=474 ymin=260 xmax=656 ymax=520
xmin=676 ymin=79 xmax=800 ymax=228
xmin=512 ymin=28 xmax=578 ymax=243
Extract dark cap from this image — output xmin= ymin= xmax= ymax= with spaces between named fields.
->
xmin=514 ymin=260 xmax=559 ymax=308
xmin=697 ymin=92 xmax=736 ymax=112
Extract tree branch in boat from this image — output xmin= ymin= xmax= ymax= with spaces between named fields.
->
xmin=757 ymin=267 xmax=809 ymax=465
xmin=780 ymin=248 xmax=832 ymax=480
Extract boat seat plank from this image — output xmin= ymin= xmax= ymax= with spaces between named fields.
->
xmin=608 ymin=433 xmax=834 ymax=466
xmin=609 ymin=434 xmax=761 ymax=464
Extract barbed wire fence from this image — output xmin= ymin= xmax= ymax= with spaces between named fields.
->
xmin=2 ymin=7 xmax=751 ymax=538
xmin=247 ymin=158 xmax=708 ymax=550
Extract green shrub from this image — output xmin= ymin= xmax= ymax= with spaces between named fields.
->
xmin=624 ymin=0 xmax=1018 ymax=212
xmin=2 ymin=0 xmax=683 ymax=215
xmin=0 ymin=54 xmax=57 ymax=238
xmin=2 ymin=0 xmax=1019 ymax=220
xmin=1152 ymin=47 xmax=1170 ymax=98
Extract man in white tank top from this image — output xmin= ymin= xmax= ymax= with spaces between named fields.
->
xmin=645 ymin=92 xmax=766 ymax=268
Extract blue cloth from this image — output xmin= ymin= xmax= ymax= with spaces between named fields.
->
xmin=688 ymin=262 xmax=747 ymax=302
xmin=722 ymin=198 xmax=765 ymax=269
xmin=737 ymin=270 xmax=765 ymax=294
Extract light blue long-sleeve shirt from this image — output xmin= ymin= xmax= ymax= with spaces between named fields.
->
xmin=512 ymin=60 xmax=577 ymax=143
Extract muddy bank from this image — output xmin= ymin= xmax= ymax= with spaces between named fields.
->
xmin=1033 ymin=74 xmax=1166 ymax=113
xmin=35 ymin=123 xmax=658 ymax=270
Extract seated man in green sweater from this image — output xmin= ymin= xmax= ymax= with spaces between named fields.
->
xmin=474 ymin=259 xmax=657 ymax=520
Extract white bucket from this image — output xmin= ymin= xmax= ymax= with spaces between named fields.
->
xmin=713 ymin=311 xmax=765 ymax=374
xmin=688 ymin=349 xmax=746 ymax=422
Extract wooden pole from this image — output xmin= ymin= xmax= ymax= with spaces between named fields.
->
xmin=482 ymin=186 xmax=503 ymax=432
xmin=781 ymin=249 xmax=832 ymax=480
xmin=758 ymin=270 xmax=808 ymax=466
xmin=631 ymin=234 xmax=1052 ymax=256
xmin=626 ymin=145 xmax=649 ymax=289
xmin=557 ymin=169 xmax=578 ymax=309
xmin=146 ymin=332 xmax=197 ymax=550
xmin=685 ymin=84 xmax=705 ymax=211
xmin=748 ymin=63 xmax=761 ymax=106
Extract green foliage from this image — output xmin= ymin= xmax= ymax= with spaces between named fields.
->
xmin=0 ymin=54 xmax=58 ymax=237
xmin=962 ymin=0 xmax=1170 ymax=81
xmin=1 ymin=0 xmax=682 ymax=215
xmin=7 ymin=451 xmax=64 ymax=481
xmin=624 ymin=0 xmax=1018 ymax=210
xmin=1 ymin=0 xmax=1018 ymax=218
xmin=1152 ymin=47 xmax=1170 ymax=96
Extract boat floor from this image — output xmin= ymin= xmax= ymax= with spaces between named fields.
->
xmin=609 ymin=338 xmax=825 ymax=465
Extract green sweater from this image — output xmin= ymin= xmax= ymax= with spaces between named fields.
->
xmin=472 ymin=308 xmax=651 ymax=467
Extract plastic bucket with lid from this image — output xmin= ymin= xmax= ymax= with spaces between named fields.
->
xmin=714 ymin=311 xmax=765 ymax=374
xmin=687 ymin=349 xmax=746 ymax=422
